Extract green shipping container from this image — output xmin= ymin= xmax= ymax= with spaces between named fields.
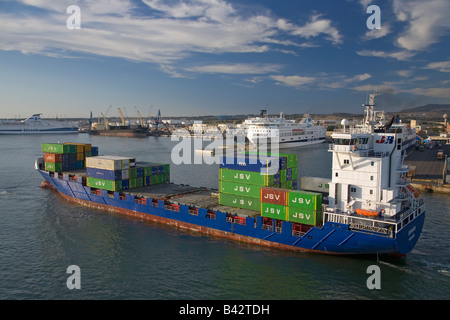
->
xmin=45 ymin=162 xmax=62 ymax=172
xmin=137 ymin=177 xmax=144 ymax=188
xmin=130 ymin=178 xmax=137 ymax=188
xmin=41 ymin=143 xmax=71 ymax=154
xmin=220 ymin=181 xmax=261 ymax=198
xmin=86 ymin=177 xmax=122 ymax=191
xmin=219 ymin=193 xmax=261 ymax=211
xmin=220 ymin=168 xmax=275 ymax=186
xmin=280 ymin=169 xmax=287 ymax=183
xmin=261 ymin=202 xmax=287 ymax=220
xmin=287 ymin=190 xmax=322 ymax=211
xmin=285 ymin=180 xmax=293 ymax=190
xmin=288 ymin=207 xmax=321 ymax=226
xmin=129 ymin=167 xmax=137 ymax=179
xmin=292 ymin=167 xmax=298 ymax=180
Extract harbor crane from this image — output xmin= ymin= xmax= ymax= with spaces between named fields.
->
xmin=118 ymin=108 xmax=126 ymax=126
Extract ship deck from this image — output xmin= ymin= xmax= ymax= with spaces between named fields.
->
xmin=59 ymin=169 xmax=260 ymax=218
xmin=126 ymin=183 xmax=260 ymax=218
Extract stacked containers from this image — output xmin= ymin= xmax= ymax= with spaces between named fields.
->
xmin=287 ymin=190 xmax=322 ymax=226
xmin=260 ymin=187 xmax=322 ymax=226
xmin=218 ymin=153 xmax=296 ymax=211
xmin=42 ymin=143 xmax=95 ymax=172
xmin=260 ymin=187 xmax=288 ymax=220
xmin=85 ymin=156 xmax=134 ymax=191
xmin=136 ymin=162 xmax=170 ymax=187
xmin=85 ymin=157 xmax=171 ymax=192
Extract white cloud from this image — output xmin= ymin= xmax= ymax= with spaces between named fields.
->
xmin=0 ymin=0 xmax=343 ymax=77
xmin=184 ymin=63 xmax=282 ymax=75
xmin=320 ymin=73 xmax=371 ymax=89
xmin=363 ymin=24 xmax=391 ymax=40
xmin=347 ymin=73 xmax=371 ymax=82
xmin=351 ymin=84 xmax=397 ymax=93
xmin=393 ymin=0 xmax=450 ymax=51
xmin=356 ymin=50 xmax=416 ymax=61
xmin=424 ymin=61 xmax=450 ymax=73
xmin=289 ymin=14 xmax=342 ymax=45
xmin=408 ymin=87 xmax=450 ymax=98
xmin=396 ymin=70 xmax=412 ymax=77
xmin=271 ymin=75 xmax=316 ymax=88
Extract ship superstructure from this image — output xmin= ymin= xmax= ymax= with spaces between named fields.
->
xmin=324 ymin=93 xmax=424 ymax=249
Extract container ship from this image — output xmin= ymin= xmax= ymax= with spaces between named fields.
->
xmin=35 ymin=94 xmax=425 ymax=256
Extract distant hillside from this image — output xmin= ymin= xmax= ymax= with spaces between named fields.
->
xmin=401 ymin=104 xmax=450 ymax=113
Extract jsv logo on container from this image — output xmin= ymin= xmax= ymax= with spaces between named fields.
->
xmin=265 ymin=208 xmax=281 ymax=215
xmin=292 ymin=212 xmax=311 ymax=220
xmin=264 ymin=194 xmax=280 ymax=201
xmin=291 ymin=198 xmax=311 ymax=205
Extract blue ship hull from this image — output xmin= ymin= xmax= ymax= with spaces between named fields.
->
xmin=38 ymin=169 xmax=425 ymax=256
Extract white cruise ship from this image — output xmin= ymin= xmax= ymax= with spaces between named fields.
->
xmin=244 ymin=110 xmax=326 ymax=149
xmin=0 ymin=114 xmax=78 ymax=135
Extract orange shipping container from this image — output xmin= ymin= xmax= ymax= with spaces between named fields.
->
xmin=44 ymin=153 xmax=63 ymax=163
xmin=260 ymin=187 xmax=287 ymax=206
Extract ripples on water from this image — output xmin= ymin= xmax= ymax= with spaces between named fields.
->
xmin=0 ymin=135 xmax=449 ymax=300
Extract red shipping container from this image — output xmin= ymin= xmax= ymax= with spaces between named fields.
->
xmin=260 ymin=187 xmax=287 ymax=206
xmin=44 ymin=153 xmax=63 ymax=163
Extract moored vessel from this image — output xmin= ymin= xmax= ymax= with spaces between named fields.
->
xmin=0 ymin=114 xmax=78 ymax=135
xmin=244 ymin=110 xmax=326 ymax=149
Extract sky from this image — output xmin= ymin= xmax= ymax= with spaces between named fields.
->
xmin=0 ymin=0 xmax=449 ymax=119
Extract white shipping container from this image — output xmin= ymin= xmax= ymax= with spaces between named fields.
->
xmin=86 ymin=156 xmax=132 ymax=171
xmin=301 ymin=177 xmax=330 ymax=193
xmin=122 ymin=169 xmax=129 ymax=180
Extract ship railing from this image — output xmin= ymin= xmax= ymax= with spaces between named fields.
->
xmin=324 ymin=212 xmax=396 ymax=238
xmin=324 ymin=203 xmax=425 ymax=237
xmin=292 ymin=230 xmax=306 ymax=237
xmin=328 ymin=145 xmax=388 ymax=158
xmin=333 ymin=128 xmax=372 ymax=134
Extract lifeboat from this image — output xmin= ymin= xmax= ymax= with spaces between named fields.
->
xmin=356 ymin=208 xmax=380 ymax=217
xmin=406 ymin=184 xmax=420 ymax=198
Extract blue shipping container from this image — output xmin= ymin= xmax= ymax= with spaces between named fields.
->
xmin=76 ymin=161 xmax=84 ymax=169
xmin=136 ymin=167 xmax=144 ymax=178
xmin=279 ymin=156 xmax=287 ymax=170
xmin=219 ymin=155 xmax=279 ymax=174
xmin=86 ymin=167 xmax=123 ymax=181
